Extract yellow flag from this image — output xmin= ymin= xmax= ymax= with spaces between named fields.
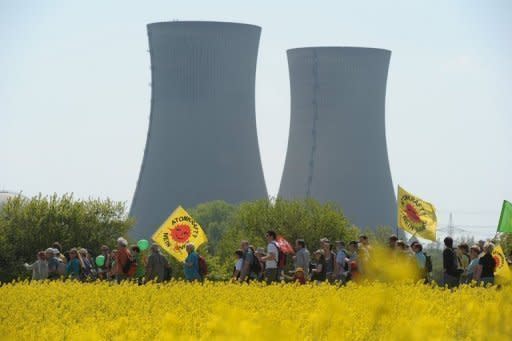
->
xmin=492 ymin=245 xmax=511 ymax=281
xmin=397 ymin=186 xmax=437 ymax=241
xmin=151 ymin=206 xmax=208 ymax=262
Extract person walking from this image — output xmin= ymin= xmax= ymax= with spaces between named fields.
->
xmin=46 ymin=248 xmax=61 ymax=280
xmin=131 ymin=246 xmax=146 ymax=284
xmin=456 ymin=243 xmax=470 ymax=283
xmin=78 ymin=248 xmax=93 ymax=281
xmin=66 ymin=248 xmax=82 ymax=280
xmin=146 ymin=244 xmax=170 ymax=283
xmin=114 ymin=237 xmax=134 ymax=283
xmin=310 ymin=250 xmax=326 ymax=282
xmin=97 ymin=245 xmax=111 ymax=280
xmin=334 ymin=241 xmax=348 ymax=282
xmin=442 ymin=237 xmax=459 ymax=288
xmin=232 ymin=249 xmax=244 ymax=280
xmin=24 ymin=251 xmax=48 ymax=280
xmin=466 ymin=245 xmax=481 ymax=283
xmin=474 ymin=242 xmax=496 ymax=285
xmin=321 ymin=240 xmax=336 ymax=282
xmin=260 ymin=230 xmax=279 ymax=284
xmin=293 ymin=239 xmax=310 ymax=277
xmin=184 ymin=243 xmax=201 ymax=282
xmin=412 ymin=242 xmax=427 ymax=281
xmin=239 ymin=241 xmax=258 ymax=282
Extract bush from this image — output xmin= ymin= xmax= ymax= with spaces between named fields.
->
xmin=0 ymin=194 xmax=134 ymax=282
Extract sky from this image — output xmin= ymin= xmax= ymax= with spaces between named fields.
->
xmin=1 ymin=1 xmax=511 ymax=239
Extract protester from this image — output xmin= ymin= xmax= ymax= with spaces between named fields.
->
xmin=261 ymin=230 xmax=279 ymax=284
xmin=66 ymin=248 xmax=82 ymax=280
xmin=131 ymin=246 xmax=146 ymax=284
xmin=114 ymin=237 xmax=134 ymax=283
xmin=79 ymin=248 xmax=94 ymax=280
xmin=474 ymin=242 xmax=496 ymax=285
xmin=46 ymin=248 xmax=61 ymax=280
xmin=334 ymin=241 xmax=348 ymax=282
xmin=442 ymin=237 xmax=459 ymax=288
xmin=184 ymin=243 xmax=201 ymax=282
xmin=466 ymin=245 xmax=481 ymax=283
xmin=456 ymin=243 xmax=470 ymax=283
xmin=321 ymin=239 xmax=336 ymax=282
xmin=310 ymin=249 xmax=326 ymax=282
xmin=97 ymin=245 xmax=111 ymax=280
xmin=232 ymin=249 xmax=244 ymax=280
xmin=109 ymin=249 xmax=118 ymax=280
xmin=347 ymin=241 xmax=360 ymax=282
xmin=239 ymin=241 xmax=254 ymax=282
xmin=412 ymin=242 xmax=426 ymax=280
xmin=24 ymin=251 xmax=48 ymax=280
xmin=293 ymin=239 xmax=310 ymax=277
xmin=146 ymin=244 xmax=170 ymax=283
xmin=254 ymin=247 xmax=266 ymax=281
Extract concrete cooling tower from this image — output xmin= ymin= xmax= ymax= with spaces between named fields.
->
xmin=279 ymin=47 xmax=396 ymax=230
xmin=130 ymin=22 xmax=267 ymax=239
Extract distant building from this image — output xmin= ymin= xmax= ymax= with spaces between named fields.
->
xmin=130 ymin=22 xmax=268 ymax=239
xmin=279 ymin=47 xmax=396 ymax=230
xmin=0 ymin=191 xmax=24 ymax=209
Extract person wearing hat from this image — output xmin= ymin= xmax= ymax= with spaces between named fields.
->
xmin=46 ymin=248 xmax=61 ymax=280
xmin=282 ymin=267 xmax=306 ymax=285
xmin=310 ymin=249 xmax=326 ymax=282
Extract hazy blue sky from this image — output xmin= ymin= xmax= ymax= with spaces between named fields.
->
xmin=1 ymin=1 xmax=511 ymax=238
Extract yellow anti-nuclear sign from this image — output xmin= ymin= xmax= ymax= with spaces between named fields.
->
xmin=151 ymin=206 xmax=208 ymax=262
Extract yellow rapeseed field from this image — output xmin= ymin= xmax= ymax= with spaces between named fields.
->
xmin=1 ymin=280 xmax=511 ymax=340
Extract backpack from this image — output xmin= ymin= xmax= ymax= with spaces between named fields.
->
xmin=122 ymin=255 xmax=135 ymax=274
xmin=424 ymin=252 xmax=432 ymax=273
xmin=198 ymin=255 xmax=208 ymax=278
xmin=272 ymin=241 xmax=287 ymax=269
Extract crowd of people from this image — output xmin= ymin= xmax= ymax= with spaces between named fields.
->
xmin=23 ymin=232 xmax=502 ymax=287
xmin=230 ymin=231 xmax=501 ymax=287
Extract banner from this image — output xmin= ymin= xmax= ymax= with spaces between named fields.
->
xmin=497 ymin=200 xmax=512 ymax=233
xmin=492 ymin=245 xmax=511 ymax=281
xmin=397 ymin=186 xmax=437 ymax=241
xmin=151 ymin=206 xmax=208 ymax=262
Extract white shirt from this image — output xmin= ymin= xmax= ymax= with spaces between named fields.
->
xmin=266 ymin=242 xmax=279 ymax=269
xmin=235 ymin=258 xmax=243 ymax=272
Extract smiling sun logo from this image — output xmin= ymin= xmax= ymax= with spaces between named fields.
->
xmin=170 ymin=224 xmax=191 ymax=244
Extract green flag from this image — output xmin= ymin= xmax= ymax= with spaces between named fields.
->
xmin=497 ymin=200 xmax=512 ymax=233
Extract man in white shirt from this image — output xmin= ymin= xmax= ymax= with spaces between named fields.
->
xmin=261 ymin=230 xmax=279 ymax=284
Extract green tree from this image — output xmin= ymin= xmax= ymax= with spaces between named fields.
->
xmin=0 ymin=193 xmax=134 ymax=282
xmin=188 ymin=200 xmax=237 ymax=255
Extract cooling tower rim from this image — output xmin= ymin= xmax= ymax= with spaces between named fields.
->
xmin=147 ymin=21 xmax=261 ymax=31
xmin=287 ymin=46 xmax=391 ymax=55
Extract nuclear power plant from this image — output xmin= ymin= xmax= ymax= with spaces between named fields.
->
xmin=130 ymin=22 xmax=268 ymax=239
xmin=279 ymin=47 xmax=396 ymax=230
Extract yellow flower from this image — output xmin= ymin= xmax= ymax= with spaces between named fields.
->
xmin=0 ymin=280 xmax=511 ymax=340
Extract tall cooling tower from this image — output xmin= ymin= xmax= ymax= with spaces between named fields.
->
xmin=279 ymin=47 xmax=396 ymax=230
xmin=130 ymin=22 xmax=267 ymax=239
